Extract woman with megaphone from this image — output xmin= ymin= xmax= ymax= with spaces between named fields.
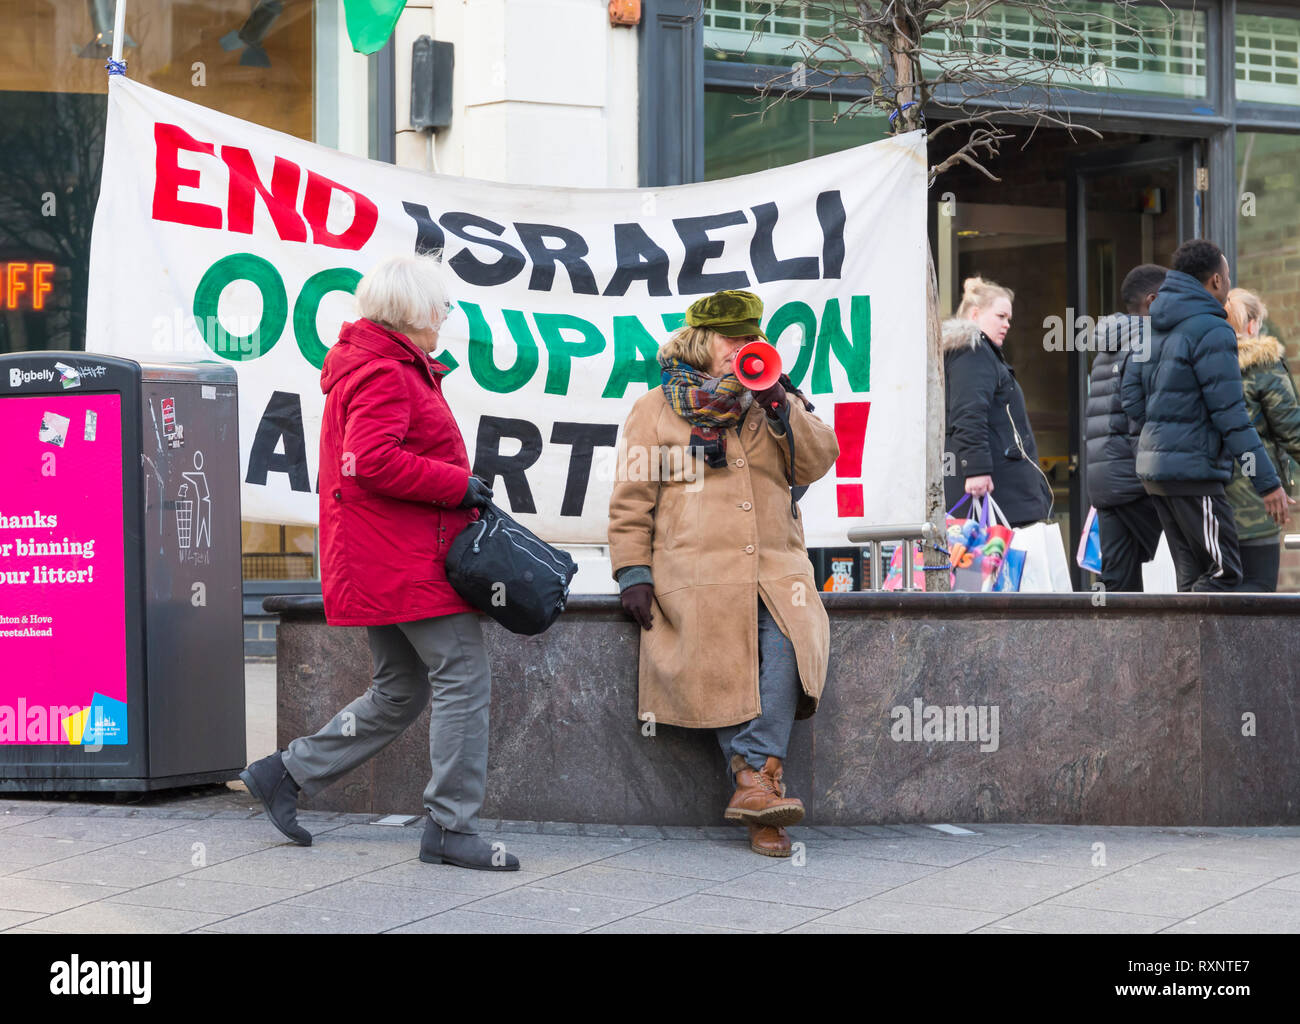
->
xmin=608 ymin=289 xmax=840 ymax=857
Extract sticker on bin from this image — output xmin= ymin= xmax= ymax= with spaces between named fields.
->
xmin=161 ymin=396 xmax=176 ymax=437
xmin=201 ymin=385 xmax=216 ymax=400
xmin=84 ymin=409 xmax=97 ymax=442
xmin=39 ymin=411 xmax=70 ymax=447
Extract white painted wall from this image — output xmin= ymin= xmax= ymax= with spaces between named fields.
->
xmin=389 ymin=1 xmax=641 ymax=592
xmin=394 ymin=0 xmax=639 ymax=186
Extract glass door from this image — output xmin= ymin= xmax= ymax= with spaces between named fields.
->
xmin=1066 ymin=140 xmax=1199 ymax=587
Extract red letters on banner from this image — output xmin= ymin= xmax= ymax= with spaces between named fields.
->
xmin=150 ymin=121 xmax=378 ymax=251
xmin=152 ymin=123 xmax=222 ymax=229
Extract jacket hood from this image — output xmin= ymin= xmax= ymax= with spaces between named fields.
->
xmin=1237 ymin=332 xmax=1285 ymax=371
xmin=941 ymin=317 xmax=986 ymax=354
xmin=320 ymin=318 xmax=448 ymax=394
xmin=1149 ymin=269 xmax=1229 ymax=332
xmin=1096 ymin=312 xmax=1142 ymax=350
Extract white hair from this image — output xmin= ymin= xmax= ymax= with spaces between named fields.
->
xmin=355 ymin=252 xmax=452 ymax=334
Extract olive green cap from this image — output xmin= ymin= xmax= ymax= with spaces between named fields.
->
xmin=685 ymin=290 xmax=767 ymax=340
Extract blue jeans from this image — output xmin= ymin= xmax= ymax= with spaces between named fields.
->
xmin=715 ymin=597 xmax=801 ymax=773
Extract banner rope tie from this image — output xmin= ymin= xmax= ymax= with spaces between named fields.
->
xmin=106 ymin=58 xmax=128 ymax=76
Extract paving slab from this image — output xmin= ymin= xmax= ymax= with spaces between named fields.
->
xmin=989 ymin=903 xmax=1181 ymax=934
xmin=463 ymin=885 xmax=657 ymax=928
xmin=873 ymin=878 xmax=1060 ymax=915
xmin=386 ymin=909 xmax=587 ymax=934
xmin=18 ymin=902 xmax=223 ymax=934
xmin=811 ymin=899 xmax=1004 ymax=933
xmin=0 ymin=908 xmax=48 ymax=930
xmin=2 ymin=817 xmax=182 ymax=843
xmin=586 ymin=917 xmax=749 ymax=934
xmin=282 ymin=881 xmax=478 ymax=929
xmin=532 ymin=864 xmax=712 ymax=903
xmin=13 ymin=852 xmax=196 ymax=888
xmin=205 ymin=904 xmax=401 ymax=934
xmin=637 ymin=894 xmax=825 ymax=932
xmin=0 ymin=877 xmax=126 ymax=914
xmin=757 ymin=850 xmax=941 ymax=888
xmin=1049 ymin=882 xmax=1231 ymax=919
xmin=596 ymin=841 xmax=770 ymax=882
xmin=104 ymin=877 xmax=299 ymax=916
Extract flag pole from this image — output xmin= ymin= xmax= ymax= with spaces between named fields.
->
xmin=111 ymin=0 xmax=127 ymax=65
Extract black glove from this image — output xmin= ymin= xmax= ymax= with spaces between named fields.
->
xmin=754 ymin=381 xmax=788 ymax=417
xmin=620 ymin=583 xmax=654 ymax=631
xmin=458 ymin=475 xmax=494 ymax=509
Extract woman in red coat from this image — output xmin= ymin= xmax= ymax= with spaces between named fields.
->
xmin=240 ymin=254 xmax=518 ymax=872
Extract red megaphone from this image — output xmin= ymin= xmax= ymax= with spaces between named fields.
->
xmin=733 ymin=340 xmax=782 ymax=391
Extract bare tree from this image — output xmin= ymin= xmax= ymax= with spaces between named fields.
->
xmin=698 ymin=0 xmax=1176 ymax=588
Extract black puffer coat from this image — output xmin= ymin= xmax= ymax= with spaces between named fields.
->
xmin=1085 ymin=314 xmax=1146 ymax=508
xmin=942 ymin=318 xmax=1052 ymax=527
xmin=1120 ymin=269 xmax=1280 ymax=495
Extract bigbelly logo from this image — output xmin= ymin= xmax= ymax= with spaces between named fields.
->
xmin=8 ymin=367 xmax=55 ymax=387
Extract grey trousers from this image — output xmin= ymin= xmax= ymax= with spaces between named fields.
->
xmin=715 ymin=597 xmax=801 ymax=774
xmin=281 ymin=612 xmax=491 ymax=833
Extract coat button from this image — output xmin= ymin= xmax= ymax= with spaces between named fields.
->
xmin=744 ymin=544 xmax=755 ymax=553
xmin=333 ymin=490 xmax=341 ymax=499
xmin=750 ymin=421 xmax=759 ymax=431
xmin=740 ymin=501 xmax=752 ymax=511
xmin=735 ymin=458 xmax=746 ymax=467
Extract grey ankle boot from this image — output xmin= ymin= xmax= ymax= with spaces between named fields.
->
xmin=240 ymin=751 xmax=312 ymax=846
xmin=420 ymin=816 xmax=519 ymax=871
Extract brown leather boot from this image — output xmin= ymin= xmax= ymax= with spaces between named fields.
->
xmin=747 ymin=823 xmax=792 ymax=857
xmin=724 ymin=754 xmax=805 ymax=826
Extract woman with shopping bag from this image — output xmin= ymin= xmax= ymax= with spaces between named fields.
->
xmin=942 ymin=277 xmax=1053 ymax=528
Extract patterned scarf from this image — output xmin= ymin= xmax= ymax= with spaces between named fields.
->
xmin=659 ymin=355 xmax=754 ymax=467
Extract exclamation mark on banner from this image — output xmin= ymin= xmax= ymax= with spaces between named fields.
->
xmin=834 ymin=401 xmax=871 ymax=517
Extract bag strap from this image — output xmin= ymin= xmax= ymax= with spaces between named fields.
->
xmin=947 ymin=493 xmax=976 ymax=517
xmin=986 ymin=495 xmax=1013 ymax=528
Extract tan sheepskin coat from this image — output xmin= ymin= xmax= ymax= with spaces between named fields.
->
xmin=608 ymin=388 xmax=840 ymax=728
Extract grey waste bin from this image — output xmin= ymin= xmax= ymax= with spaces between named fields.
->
xmin=0 ymin=352 xmax=245 ymax=790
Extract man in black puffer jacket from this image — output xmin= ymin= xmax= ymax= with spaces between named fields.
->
xmin=1085 ymin=265 xmax=1167 ymax=591
xmin=1120 ymin=240 xmax=1290 ymax=591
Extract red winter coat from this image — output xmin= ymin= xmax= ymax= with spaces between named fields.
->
xmin=318 ymin=318 xmax=478 ymax=626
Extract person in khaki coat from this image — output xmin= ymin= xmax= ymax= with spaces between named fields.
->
xmin=608 ymin=290 xmax=839 ymax=858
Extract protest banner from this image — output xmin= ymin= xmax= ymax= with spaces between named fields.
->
xmin=87 ymin=78 xmax=927 ymax=546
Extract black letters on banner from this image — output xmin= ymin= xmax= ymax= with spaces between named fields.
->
xmin=514 ymin=222 xmax=600 ymax=295
xmin=750 ymin=201 xmax=819 ymax=283
xmin=473 ymin=416 xmax=543 ymax=513
xmin=443 ymin=212 xmax=527 ymax=286
xmin=604 ymin=222 xmax=672 ymax=297
xmin=550 ymin=422 xmax=619 ymax=517
xmin=674 ymin=211 xmax=751 ymax=295
xmin=401 ymin=201 xmax=446 ymax=254
xmin=247 ymin=390 xmax=313 ymax=492
xmin=816 ymin=190 xmax=846 ymax=280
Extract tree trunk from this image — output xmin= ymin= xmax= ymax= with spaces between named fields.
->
xmin=924 ymin=242 xmax=950 ymax=591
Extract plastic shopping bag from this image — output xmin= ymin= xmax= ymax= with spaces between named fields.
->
xmin=1011 ymin=519 xmax=1073 ymax=592
xmin=1076 ymin=506 xmax=1102 ymax=574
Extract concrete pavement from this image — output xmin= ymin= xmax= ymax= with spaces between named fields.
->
xmin=1 ymin=658 xmax=1297 ymax=933
xmin=1 ymin=787 xmax=1298 ymax=933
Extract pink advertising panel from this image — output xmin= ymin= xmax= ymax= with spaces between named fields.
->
xmin=0 ymin=393 xmax=128 ymax=745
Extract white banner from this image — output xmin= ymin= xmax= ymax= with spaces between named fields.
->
xmin=87 ymin=78 xmax=927 ymax=546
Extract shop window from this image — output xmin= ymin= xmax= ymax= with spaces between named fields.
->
xmin=1237 ymin=132 xmax=1300 ymax=349
xmin=704 ymin=90 xmax=890 ymax=181
xmin=241 ymin=522 xmax=317 ymax=580
xmin=1236 ymin=13 xmax=1300 ymax=105
xmin=702 ymin=1 xmax=1208 ymax=100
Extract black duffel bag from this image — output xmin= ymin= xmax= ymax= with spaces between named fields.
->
xmin=445 ymin=502 xmax=578 ymax=635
